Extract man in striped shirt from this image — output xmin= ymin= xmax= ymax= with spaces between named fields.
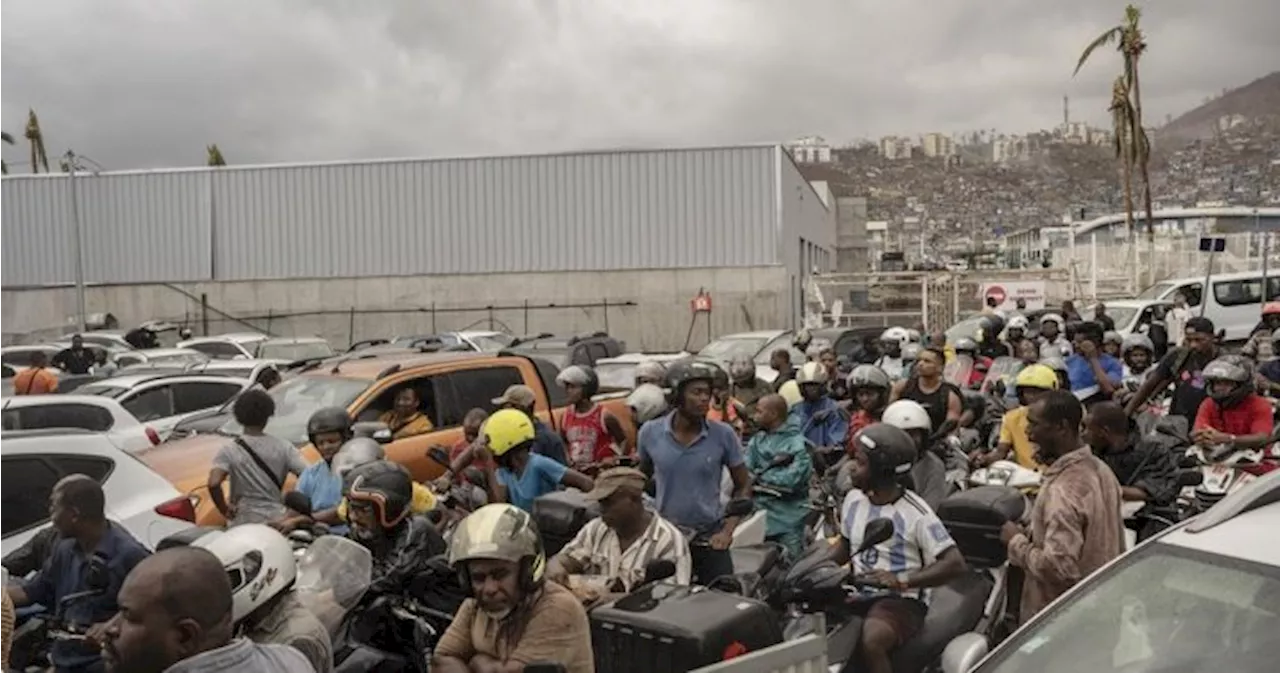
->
xmin=835 ymin=424 xmax=967 ymax=673
xmin=546 ymin=468 xmax=692 ymax=600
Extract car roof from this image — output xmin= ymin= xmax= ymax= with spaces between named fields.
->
xmin=1149 ymin=270 xmax=1268 ymax=285
xmin=90 ymin=373 xmax=252 ymax=389
xmin=2 ymin=394 xmax=125 ymax=409
xmin=454 ymin=330 xmax=504 ymax=338
xmin=259 ymin=336 xmax=326 ymax=344
xmin=215 ymin=332 xmax=270 ymax=343
xmin=293 ymin=350 xmax=489 ymax=379
xmin=134 ymin=347 xmax=204 ymax=357
xmin=811 ymin=327 xmax=881 ymax=339
xmin=1 ymin=344 xmax=60 ymax=352
xmin=199 ymin=358 xmax=290 ymax=369
xmin=712 ymin=330 xmax=788 ymax=340
xmin=1086 ymin=299 xmax=1171 ymax=309
xmin=596 ymin=352 xmax=688 ymax=364
xmin=1 ymin=428 xmax=123 ymax=451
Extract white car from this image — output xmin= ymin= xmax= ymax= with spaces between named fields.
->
xmin=1080 ymin=298 xmax=1175 ymax=346
xmin=1 ymin=429 xmax=195 ymax=557
xmin=2 ymin=394 xmax=161 ymax=451
xmin=75 ymin=373 xmax=252 ymax=440
xmin=111 ymin=347 xmax=210 ymax=369
xmin=595 ymin=352 xmax=690 ymax=390
xmin=177 ymin=332 xmax=270 ymax=360
xmin=254 ymin=337 xmax=334 ymax=362
xmin=951 ymin=470 xmax=1280 ymax=673
xmin=0 ymin=344 xmax=63 ymax=370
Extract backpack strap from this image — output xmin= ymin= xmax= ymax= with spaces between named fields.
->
xmin=233 ymin=437 xmax=284 ymax=490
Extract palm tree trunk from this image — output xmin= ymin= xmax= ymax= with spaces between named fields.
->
xmin=1132 ymin=59 xmax=1155 ymax=288
xmin=1121 ymin=127 xmax=1137 ymax=295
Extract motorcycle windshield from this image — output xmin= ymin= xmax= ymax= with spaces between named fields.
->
xmin=981 ymin=357 xmax=1023 ymax=395
xmin=295 ymin=535 xmax=373 ymax=637
xmin=944 ymin=355 xmax=974 ymax=387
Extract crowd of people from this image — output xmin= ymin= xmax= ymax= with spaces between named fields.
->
xmin=5 ymin=299 xmax=1279 ymax=673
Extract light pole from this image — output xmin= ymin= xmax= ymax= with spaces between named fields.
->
xmin=65 ymin=150 xmax=87 ymax=333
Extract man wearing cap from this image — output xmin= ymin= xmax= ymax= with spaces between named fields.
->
xmin=546 ymin=467 xmax=692 ymax=599
xmin=492 ymin=384 xmax=569 ymax=465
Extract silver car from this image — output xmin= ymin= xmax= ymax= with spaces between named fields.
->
xmin=75 ymin=373 xmax=252 ymax=440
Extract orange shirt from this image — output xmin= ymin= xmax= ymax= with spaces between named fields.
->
xmin=12 ymin=368 xmax=58 ymax=395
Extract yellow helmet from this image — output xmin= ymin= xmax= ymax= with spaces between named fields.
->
xmin=1015 ymin=364 xmax=1058 ymax=390
xmin=778 ymin=379 xmax=803 ymax=408
xmin=482 ymin=408 xmax=536 ymax=457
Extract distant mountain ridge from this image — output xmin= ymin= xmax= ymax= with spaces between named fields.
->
xmin=1159 ymin=71 xmax=1280 ymax=144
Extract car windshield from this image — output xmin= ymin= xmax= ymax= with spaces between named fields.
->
xmin=217 ymin=375 xmax=369 ymax=445
xmin=753 ymin=333 xmax=806 ymax=366
xmin=469 ymin=334 xmax=515 ymax=351
xmin=74 ymin=383 xmax=130 ymax=398
xmin=978 ymin=542 xmax=1280 ymax=673
xmin=1082 ymin=306 xmax=1140 ymax=329
xmin=256 ymin=341 xmax=334 ymax=361
xmin=595 ymin=362 xmax=637 ymax=390
xmin=699 ymin=336 xmax=770 ymax=362
xmin=1137 ymin=282 xmax=1177 ymax=300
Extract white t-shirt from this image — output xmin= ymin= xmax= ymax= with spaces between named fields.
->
xmin=840 ymin=488 xmax=956 ymax=602
xmin=876 ymin=356 xmax=906 ymax=381
xmin=1167 ymin=307 xmax=1192 ymax=346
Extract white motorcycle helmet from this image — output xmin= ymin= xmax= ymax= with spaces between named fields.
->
xmin=193 ymin=524 xmax=297 ymax=623
xmin=1040 ymin=313 xmax=1065 ymax=330
xmin=627 ymin=383 xmax=669 ymax=424
xmin=880 ymin=327 xmax=910 ymax=348
xmin=1006 ymin=315 xmax=1030 ymax=332
xmin=881 ymin=399 xmax=932 ymax=434
xmin=796 ymin=361 xmax=829 ymax=385
xmin=905 ymin=328 xmax=922 ymax=344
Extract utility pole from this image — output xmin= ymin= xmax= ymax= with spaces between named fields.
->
xmin=65 ymin=150 xmax=87 ymax=333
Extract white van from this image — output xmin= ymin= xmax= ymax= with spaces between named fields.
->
xmin=1138 ymin=270 xmax=1277 ymax=342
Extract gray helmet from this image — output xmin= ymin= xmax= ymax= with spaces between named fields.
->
xmin=1103 ymin=331 xmax=1124 ymax=346
xmin=727 ymin=354 xmax=756 ymax=382
xmin=330 ymin=437 xmax=385 ymax=482
xmin=556 ymin=365 xmax=600 ymax=397
xmin=626 ymin=383 xmax=669 ymax=424
xmin=634 ymin=360 xmax=666 ymax=385
xmin=847 ymin=364 xmax=891 ymax=391
xmin=1121 ymin=333 xmax=1154 ymax=357
xmin=901 ymin=343 xmax=922 ymax=362
xmin=953 ymin=337 xmax=978 ymax=353
xmin=1203 ymin=356 xmax=1254 ymax=407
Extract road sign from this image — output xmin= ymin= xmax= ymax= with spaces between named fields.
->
xmin=984 ymin=284 xmax=1007 ymax=306
xmin=1198 ymin=237 xmax=1226 ymax=253
xmin=978 ymin=281 xmax=1046 ymax=311
xmin=690 ymin=290 xmax=712 ymax=313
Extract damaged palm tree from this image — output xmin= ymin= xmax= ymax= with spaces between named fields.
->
xmin=25 ymin=109 xmax=50 ymax=174
xmin=207 ymin=144 xmax=227 ymax=166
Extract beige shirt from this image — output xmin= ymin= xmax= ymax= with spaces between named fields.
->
xmin=244 ymin=593 xmax=333 ymax=673
xmin=557 ymin=513 xmax=692 ymax=592
xmin=435 ymin=582 xmax=594 ymax=673
xmin=1008 ymin=447 xmax=1124 ymax=623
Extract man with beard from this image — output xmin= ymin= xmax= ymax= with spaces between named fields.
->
xmin=434 ymin=504 xmax=594 ymax=673
xmin=99 ymin=547 xmax=314 ymax=673
xmin=1000 ymin=390 xmax=1124 ymax=623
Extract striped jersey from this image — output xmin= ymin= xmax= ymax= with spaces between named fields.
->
xmin=840 ymin=488 xmax=957 ymax=602
xmin=556 ymin=511 xmax=693 ymax=592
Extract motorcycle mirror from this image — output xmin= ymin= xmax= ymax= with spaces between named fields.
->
xmin=284 ymin=490 xmax=314 ymax=517
xmin=857 ymin=518 xmax=895 ymax=554
xmin=1176 ymin=470 xmax=1204 ymax=488
xmin=352 ymin=421 xmax=393 ymax=444
xmin=641 ymin=559 xmax=677 ymax=584
xmin=427 ymin=446 xmax=452 ymax=468
xmin=770 ymin=452 xmax=795 ymax=468
xmin=724 ymin=498 xmax=755 ymax=518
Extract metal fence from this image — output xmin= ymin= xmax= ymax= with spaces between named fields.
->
xmin=810 ymin=268 xmax=1072 ymax=331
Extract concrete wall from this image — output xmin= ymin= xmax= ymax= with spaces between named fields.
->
xmin=2 ymin=266 xmax=788 ymax=352
xmin=836 ymin=196 xmax=870 ymax=273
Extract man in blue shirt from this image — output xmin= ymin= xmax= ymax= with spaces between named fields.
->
xmin=6 ymin=475 xmax=150 ymax=673
xmin=639 ymin=360 xmax=751 ymax=584
xmin=477 ymin=408 xmax=594 ymax=511
xmin=492 ymin=384 xmax=569 ymax=465
xmin=1066 ymin=321 xmax=1123 ymax=406
xmin=791 ymin=362 xmax=848 ymax=449
xmin=276 ymin=406 xmax=353 ymax=535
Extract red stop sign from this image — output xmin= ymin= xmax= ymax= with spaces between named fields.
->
xmin=985 ymin=285 xmax=1006 ymax=305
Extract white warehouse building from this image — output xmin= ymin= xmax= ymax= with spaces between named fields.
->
xmin=1 ymin=145 xmax=836 ymax=350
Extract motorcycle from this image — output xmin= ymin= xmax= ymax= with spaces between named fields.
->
xmin=9 ymin=559 xmax=110 ymax=673
xmin=332 ymin=553 xmax=465 ymax=673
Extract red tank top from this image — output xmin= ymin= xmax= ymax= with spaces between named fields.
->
xmin=563 ymin=404 xmax=615 ymax=466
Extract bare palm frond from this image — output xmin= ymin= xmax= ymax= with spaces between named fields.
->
xmin=1074 ymin=26 xmax=1122 ymax=75
xmin=1 ymin=131 xmax=14 ymax=145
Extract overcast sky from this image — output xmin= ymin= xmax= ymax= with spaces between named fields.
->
xmin=2 ymin=0 xmax=1276 ymax=170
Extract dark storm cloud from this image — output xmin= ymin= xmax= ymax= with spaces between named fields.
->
xmin=2 ymin=0 xmax=1275 ymax=170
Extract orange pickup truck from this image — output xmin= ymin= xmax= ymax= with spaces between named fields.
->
xmin=135 ymin=350 xmax=636 ymax=526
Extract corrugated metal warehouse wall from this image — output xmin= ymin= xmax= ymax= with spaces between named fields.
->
xmin=2 ymin=145 xmax=797 ymax=286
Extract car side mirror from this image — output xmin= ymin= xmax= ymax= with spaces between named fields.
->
xmin=1216 ymin=329 xmax=1227 ymax=342
xmin=857 ymin=518 xmax=895 ymax=554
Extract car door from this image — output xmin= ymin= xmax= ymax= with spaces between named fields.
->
xmin=119 ymin=383 xmax=177 ymax=423
xmin=165 ymin=380 xmax=246 ymax=438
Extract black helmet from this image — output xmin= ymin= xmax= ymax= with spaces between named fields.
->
xmin=307 ymin=406 xmax=353 ymax=444
xmin=346 ymin=460 xmax=414 ymax=529
xmin=850 ymin=423 xmax=917 ymax=488
xmin=697 ymin=358 xmax=730 ymax=391
xmin=979 ymin=315 xmax=1005 ymax=342
xmin=664 ymin=359 xmax=720 ymax=400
